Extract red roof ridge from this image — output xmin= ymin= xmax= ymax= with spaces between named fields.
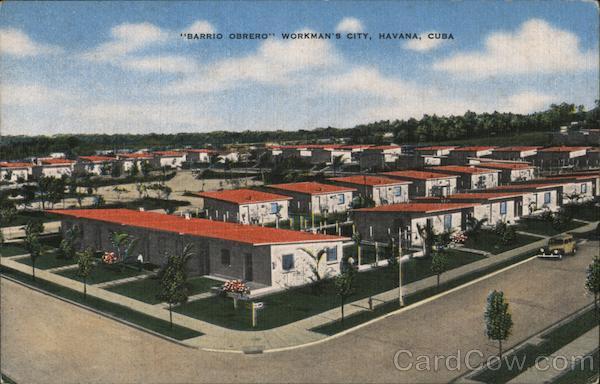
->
xmin=328 ymin=175 xmax=411 ymax=186
xmin=268 ymin=181 xmax=356 ymax=195
xmin=196 ymin=188 xmax=292 ymax=204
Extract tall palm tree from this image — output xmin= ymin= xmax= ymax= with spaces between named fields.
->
xmin=466 ymin=217 xmax=488 ymax=243
xmin=416 ymin=221 xmax=436 ymax=258
xmin=299 ymin=247 xmax=328 ymax=293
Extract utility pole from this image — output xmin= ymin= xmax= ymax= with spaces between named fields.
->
xmin=398 ymin=227 xmax=404 ymax=307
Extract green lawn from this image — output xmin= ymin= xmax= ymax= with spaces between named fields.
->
xmin=517 ymin=219 xmax=586 ymax=237
xmin=107 ymin=276 xmax=222 ymax=304
xmin=174 ymin=249 xmax=484 ymax=330
xmin=312 ymin=250 xmax=537 ymax=335
xmin=565 ymin=203 xmax=600 ymax=223
xmin=463 ymin=230 xmax=539 ymax=254
xmin=0 ymin=266 xmax=202 ymax=340
xmin=473 ymin=307 xmax=597 ymax=383
xmin=0 ymin=243 xmax=28 ymax=257
xmin=56 ymin=263 xmax=144 ymax=284
xmin=15 ymin=247 xmax=77 ymax=270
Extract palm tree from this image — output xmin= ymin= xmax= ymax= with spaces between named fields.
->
xmin=416 ymin=221 xmax=436 ymax=258
xmin=331 ymin=155 xmax=345 ymax=177
xmin=299 ymin=247 xmax=328 ymax=293
xmin=109 ymin=231 xmax=138 ymax=267
xmin=466 ymin=217 xmax=488 ymax=243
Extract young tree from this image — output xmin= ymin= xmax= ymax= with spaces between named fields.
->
xmin=111 ymin=162 xmax=123 ymax=178
xmin=76 ymin=247 xmax=95 ymax=299
xmin=157 ymin=243 xmax=194 ymax=328
xmin=129 ymin=161 xmax=140 ymax=177
xmin=431 ymin=250 xmax=449 ymax=289
xmin=140 ymin=160 xmax=152 ymax=177
xmin=334 ymin=266 xmax=356 ymax=322
xmin=331 ymin=155 xmax=345 ymax=177
xmin=24 ymin=221 xmax=44 ymax=281
xmin=484 ymin=290 xmax=513 ymax=358
xmin=585 ymin=257 xmax=600 ymax=325
xmin=59 ymin=225 xmax=81 ymax=260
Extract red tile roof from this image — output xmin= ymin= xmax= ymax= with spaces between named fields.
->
xmin=415 ymin=146 xmax=457 ymax=151
xmin=338 ymin=145 xmax=373 ymax=150
xmin=476 ymin=162 xmax=535 ymax=170
xmin=452 ymin=146 xmax=496 ymax=152
xmin=0 ymin=162 xmax=33 ymax=168
xmin=355 ymin=202 xmax=476 ymax=213
xmin=427 ymin=165 xmax=501 ymax=175
xmin=380 ymin=170 xmax=458 ymax=180
xmin=538 ymin=146 xmax=591 ymax=152
xmin=119 ymin=153 xmax=153 ymax=159
xmin=492 ymin=183 xmax=563 ymax=191
xmin=48 ymin=209 xmax=347 ymax=246
xmin=328 ymin=175 xmax=411 ymax=186
xmin=196 ymin=189 xmax=292 ymax=204
xmin=444 ymin=192 xmax=523 ymax=201
xmin=186 ymin=149 xmax=217 ymax=154
xmin=544 ymin=174 xmax=598 ymax=181
xmin=268 ymin=181 xmax=356 ymax=195
xmin=78 ymin=156 xmax=115 ymax=163
xmin=493 ymin=146 xmax=542 ymax=152
xmin=366 ymin=145 xmax=402 ymax=150
xmin=40 ymin=159 xmax=75 ymax=165
xmin=153 ymin=151 xmax=184 ymax=157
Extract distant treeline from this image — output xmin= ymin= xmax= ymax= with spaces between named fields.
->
xmin=1 ymin=102 xmax=598 ymax=160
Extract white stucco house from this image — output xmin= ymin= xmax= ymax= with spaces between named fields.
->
xmin=414 ymin=146 xmax=457 ymax=157
xmin=381 ymin=170 xmax=459 ymax=198
xmin=267 ymin=181 xmax=356 ymax=216
xmin=37 ymin=158 xmax=75 ymax=178
xmin=485 ymin=183 xmax=563 ymax=216
xmin=475 ymin=162 xmax=537 ymax=184
xmin=490 ymin=146 xmax=541 ymax=161
xmin=0 ymin=162 xmax=35 ymax=182
xmin=153 ymin=151 xmax=186 ymax=169
xmin=50 ymin=208 xmax=349 ymax=291
xmin=117 ymin=153 xmax=154 ymax=172
xmin=359 ymin=145 xmax=403 ymax=170
xmin=427 ymin=165 xmax=500 ymax=190
xmin=327 ymin=175 xmax=411 ymax=206
xmin=353 ymin=202 xmax=476 ymax=246
xmin=185 ymin=149 xmax=217 ymax=164
xmin=75 ymin=156 xmax=118 ymax=176
xmin=197 ymin=188 xmax=292 ymax=225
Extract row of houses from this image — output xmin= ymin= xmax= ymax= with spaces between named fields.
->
xmin=267 ymin=144 xmax=599 ymax=171
xmin=0 ymin=149 xmax=224 ymax=182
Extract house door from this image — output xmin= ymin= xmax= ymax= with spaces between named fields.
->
xmin=244 ymin=253 xmax=253 ymax=281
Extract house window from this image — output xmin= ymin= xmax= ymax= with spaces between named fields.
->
xmin=326 ymin=247 xmax=338 ymax=262
xmin=271 ymin=202 xmax=279 ymax=214
xmin=500 ymin=201 xmax=507 ymax=215
xmin=544 ymin=192 xmax=551 ymax=204
xmin=393 ymin=186 xmax=402 ymax=197
xmin=282 ymin=254 xmax=294 ymax=271
xmin=221 ymin=249 xmax=231 ymax=266
xmin=581 ymin=183 xmax=587 ymax=194
xmin=337 ymin=194 xmax=345 ymax=205
xmin=443 ymin=215 xmax=452 ymax=232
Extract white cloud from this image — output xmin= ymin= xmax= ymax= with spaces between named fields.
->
xmin=404 ymin=32 xmax=445 ymax=52
xmin=497 ymin=91 xmax=556 ymax=114
xmin=184 ymin=20 xmax=216 ymax=34
xmin=165 ymin=29 xmax=340 ymax=94
xmin=433 ymin=19 xmax=597 ymax=78
xmin=81 ymin=22 xmax=167 ymax=62
xmin=0 ymin=28 xmax=62 ymax=57
xmin=120 ymin=55 xmax=198 ymax=74
xmin=1 ymin=84 xmax=73 ymax=106
xmin=335 ymin=17 xmax=364 ymax=33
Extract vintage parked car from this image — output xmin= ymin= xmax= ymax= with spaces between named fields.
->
xmin=538 ymin=233 xmax=577 ymax=259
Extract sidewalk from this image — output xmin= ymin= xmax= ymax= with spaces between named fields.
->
xmin=507 ymin=326 xmax=598 ymax=383
xmin=2 ymin=220 xmax=597 ymax=352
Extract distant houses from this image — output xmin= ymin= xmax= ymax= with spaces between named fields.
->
xmin=266 ymin=181 xmax=356 ymax=216
xmin=427 ymin=165 xmax=501 ymax=190
xmin=474 ymin=162 xmax=536 ymax=183
xmin=327 ymin=175 xmax=411 ymax=206
xmin=37 ymin=158 xmax=76 ymax=178
xmin=75 ymin=155 xmax=118 ymax=176
xmin=490 ymin=146 xmax=541 ymax=161
xmin=0 ymin=162 xmax=35 ymax=182
xmin=197 ymin=188 xmax=291 ymax=225
xmin=380 ymin=170 xmax=459 ymax=198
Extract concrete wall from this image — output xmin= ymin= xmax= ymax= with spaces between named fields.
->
xmin=203 ymin=198 xmax=290 ymax=224
xmin=471 ymin=199 xmax=518 ymax=225
xmin=425 ymin=178 xmax=459 ymax=196
xmin=310 ymin=192 xmax=354 ymax=215
xmin=270 ymin=241 xmax=343 ymax=289
xmin=372 ymin=184 xmax=410 ymax=205
xmin=522 ymin=190 xmax=560 ymax=216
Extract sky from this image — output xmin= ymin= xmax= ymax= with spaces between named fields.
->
xmin=0 ymin=0 xmax=598 ymax=136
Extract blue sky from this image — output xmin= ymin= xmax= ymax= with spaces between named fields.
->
xmin=1 ymin=0 xmax=598 ymax=136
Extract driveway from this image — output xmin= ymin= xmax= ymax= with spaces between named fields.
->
xmin=1 ymin=240 xmax=596 ymax=383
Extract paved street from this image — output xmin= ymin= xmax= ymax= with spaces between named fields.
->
xmin=1 ymin=240 xmax=597 ymax=383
